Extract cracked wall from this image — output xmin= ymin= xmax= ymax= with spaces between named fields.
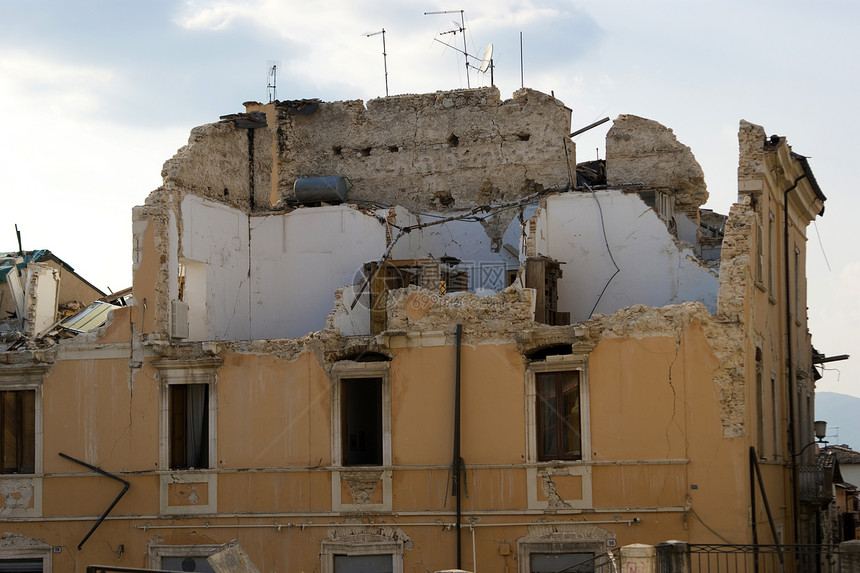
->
xmin=606 ymin=114 xmax=708 ymax=245
xmin=247 ymin=87 xmax=574 ymax=212
xmin=530 ymin=191 xmax=718 ymax=322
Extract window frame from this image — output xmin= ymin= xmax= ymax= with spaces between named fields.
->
xmin=341 ymin=377 xmax=384 ymax=466
xmin=331 ymin=361 xmax=391 ymax=469
xmin=526 ymin=354 xmax=590 ymax=465
xmin=155 ymin=359 xmax=220 ymax=472
xmin=517 ymin=536 xmax=607 ymax=573
xmin=168 ymin=383 xmax=211 ymax=470
xmin=0 ymin=389 xmax=37 ymax=475
xmin=148 ymin=543 xmax=222 ymax=571
xmin=320 ymin=536 xmax=403 ymax=573
xmin=0 ymin=365 xmax=45 ymax=477
xmin=535 ymin=370 xmax=582 ymax=462
xmin=0 ymin=534 xmax=52 ymax=573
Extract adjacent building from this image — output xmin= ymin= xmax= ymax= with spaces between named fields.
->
xmin=0 ymin=87 xmax=832 ymax=572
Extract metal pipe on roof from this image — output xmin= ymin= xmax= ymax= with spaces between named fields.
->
xmin=570 ymin=117 xmax=610 ymax=138
xmin=453 ymin=323 xmax=463 ymax=569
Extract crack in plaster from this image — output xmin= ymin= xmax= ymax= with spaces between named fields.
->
xmin=537 ymin=469 xmax=571 ymax=510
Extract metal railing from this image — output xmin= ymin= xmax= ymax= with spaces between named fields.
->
xmin=665 ymin=544 xmax=841 ymax=573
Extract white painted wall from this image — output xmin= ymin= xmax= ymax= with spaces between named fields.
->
xmin=676 ymin=213 xmax=699 ymax=247
xmin=331 ymin=284 xmax=371 ymax=336
xmin=172 ymin=191 xmax=716 ymax=341
xmin=180 ymin=195 xmax=251 ymax=341
xmin=249 ymin=206 xmax=386 ymax=340
xmin=387 ymin=207 xmax=520 ymax=292
xmin=538 ymin=191 xmax=717 ymax=322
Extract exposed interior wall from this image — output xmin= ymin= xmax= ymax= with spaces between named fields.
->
xmin=167 ymin=186 xmax=721 ymax=342
xmin=531 ymin=192 xmax=717 ymax=322
xmin=24 ymin=263 xmax=59 ymax=337
xmin=606 ymin=114 xmax=708 ymax=228
xmin=178 ymin=195 xmax=251 ymax=341
xmin=249 ymin=206 xmax=385 ymax=340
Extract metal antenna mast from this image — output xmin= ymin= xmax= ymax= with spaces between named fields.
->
xmin=365 ymin=29 xmax=389 ymax=96
xmin=266 ymin=60 xmax=280 ymax=103
xmin=425 ymin=9 xmax=470 ymax=88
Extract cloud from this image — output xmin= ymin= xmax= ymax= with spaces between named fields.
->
xmin=175 ymin=1 xmax=250 ymax=30
xmin=0 ymin=51 xmax=115 ymax=117
xmin=168 ymin=0 xmax=603 ymax=102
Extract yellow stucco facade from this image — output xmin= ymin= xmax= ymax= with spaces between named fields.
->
xmin=0 ymin=89 xmax=828 ymax=572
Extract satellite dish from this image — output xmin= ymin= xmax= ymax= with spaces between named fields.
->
xmin=479 ymin=43 xmax=493 ymax=73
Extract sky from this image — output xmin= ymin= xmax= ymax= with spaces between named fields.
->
xmin=1 ymin=1 xmax=858 ymax=405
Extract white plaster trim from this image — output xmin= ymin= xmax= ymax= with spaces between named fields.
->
xmin=0 ymin=476 xmax=42 ymax=519
xmin=158 ymin=472 xmax=218 ymax=515
xmin=0 ymin=534 xmax=52 ymax=573
xmin=524 ymin=355 xmax=592 ymax=511
xmin=331 ymin=469 xmax=393 ymax=512
xmin=55 ymin=343 xmax=132 ymax=361
xmin=516 ymin=529 xmax=611 ymax=573
xmin=320 ymin=536 xmax=404 ymax=573
xmin=154 ymin=358 xmax=221 ymax=472
xmin=330 ymin=361 xmax=392 ymax=512
xmin=154 ymin=358 xmax=221 ymax=515
xmin=0 ymin=365 xmax=47 ymax=483
xmin=148 ymin=543 xmax=222 ymax=569
xmin=525 ymin=465 xmax=592 ymax=511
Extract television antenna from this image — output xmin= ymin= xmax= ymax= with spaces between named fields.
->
xmin=425 ymin=9 xmax=471 ymax=88
xmin=266 ymin=60 xmax=280 ymax=103
xmin=364 ymin=29 xmax=389 ymax=97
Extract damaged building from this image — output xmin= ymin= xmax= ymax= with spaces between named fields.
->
xmin=0 ymin=86 xmax=832 ymax=572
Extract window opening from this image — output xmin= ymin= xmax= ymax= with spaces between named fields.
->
xmin=0 ymin=559 xmax=43 ymax=572
xmin=169 ymin=384 xmax=210 ymax=470
xmin=368 ymin=259 xmax=469 ymax=334
xmin=530 ymin=552 xmax=594 ymax=573
xmin=794 ymin=245 xmax=801 ymax=322
xmin=755 ymin=222 xmax=764 ymax=285
xmin=161 ymin=556 xmax=216 ymax=572
xmin=0 ymin=390 xmax=36 ymax=474
xmin=768 ymin=211 xmax=775 ymax=292
xmin=334 ymin=554 xmax=393 ymax=573
xmin=536 ymin=371 xmax=581 ymax=461
xmin=527 ymin=345 xmax=572 ymax=361
xmin=342 ymin=378 xmax=383 ymax=466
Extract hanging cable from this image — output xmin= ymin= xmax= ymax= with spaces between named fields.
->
xmin=583 ymin=181 xmax=620 ymax=318
xmin=812 ymin=220 xmax=831 ymax=271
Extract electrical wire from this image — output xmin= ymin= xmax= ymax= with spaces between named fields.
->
xmin=690 ymin=509 xmax=737 ymax=544
xmin=583 ymin=181 xmax=620 ymax=318
xmin=348 ymin=184 xmax=568 ymax=310
xmin=812 ymin=220 xmax=831 ymax=271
